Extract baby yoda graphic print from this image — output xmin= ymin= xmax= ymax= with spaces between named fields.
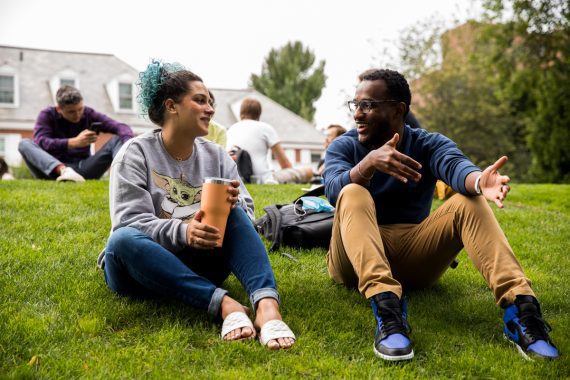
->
xmin=152 ymin=170 xmax=202 ymax=221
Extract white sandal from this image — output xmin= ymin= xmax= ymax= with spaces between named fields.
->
xmin=220 ymin=312 xmax=255 ymax=340
xmin=259 ymin=320 xmax=296 ymax=347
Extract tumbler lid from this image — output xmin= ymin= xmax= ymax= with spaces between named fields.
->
xmin=204 ymin=177 xmax=233 ymax=185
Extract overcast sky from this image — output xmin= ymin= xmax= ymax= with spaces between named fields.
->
xmin=0 ymin=0 xmax=482 ymax=129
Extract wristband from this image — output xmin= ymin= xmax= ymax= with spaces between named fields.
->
xmin=474 ymin=174 xmax=482 ymax=195
xmin=357 ymin=163 xmax=374 ymax=181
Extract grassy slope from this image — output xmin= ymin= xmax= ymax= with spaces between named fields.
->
xmin=0 ymin=181 xmax=568 ymax=379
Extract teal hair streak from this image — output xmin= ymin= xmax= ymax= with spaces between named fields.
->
xmin=137 ymin=59 xmax=186 ymax=115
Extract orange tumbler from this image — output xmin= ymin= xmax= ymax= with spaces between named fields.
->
xmin=200 ymin=177 xmax=233 ymax=247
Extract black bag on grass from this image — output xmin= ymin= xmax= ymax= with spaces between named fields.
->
xmin=229 ymin=145 xmax=254 ymax=183
xmin=254 ymin=185 xmax=334 ymax=251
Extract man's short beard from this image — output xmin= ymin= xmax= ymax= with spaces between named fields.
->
xmin=359 ymin=135 xmax=374 ymax=149
xmin=360 ymin=128 xmax=388 ymax=149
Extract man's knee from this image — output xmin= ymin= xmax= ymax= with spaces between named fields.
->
xmin=337 ymin=183 xmax=374 ymax=211
xmin=18 ymin=139 xmax=35 ymax=155
xmin=273 ymin=167 xmax=311 ymax=184
xmin=447 ymin=193 xmax=494 ymax=221
xmin=108 ymin=135 xmax=122 ymax=146
xmin=297 ymin=166 xmax=314 ymax=182
xmin=449 ymin=193 xmax=488 ymax=209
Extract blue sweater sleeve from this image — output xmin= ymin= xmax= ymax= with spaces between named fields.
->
xmin=426 ymin=132 xmax=480 ymax=194
xmin=323 ymin=137 xmax=357 ymax=206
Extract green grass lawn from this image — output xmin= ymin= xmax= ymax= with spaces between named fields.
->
xmin=1 ymin=181 xmax=569 ymax=379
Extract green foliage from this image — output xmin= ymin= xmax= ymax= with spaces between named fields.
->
xmin=1 ymin=181 xmax=569 ymax=378
xmin=398 ymin=17 xmax=446 ymax=81
xmin=399 ymin=1 xmax=569 ymax=182
xmin=250 ymin=41 xmax=326 ymax=122
xmin=481 ymin=0 xmax=570 ymax=182
xmin=401 ymin=21 xmax=530 ymax=178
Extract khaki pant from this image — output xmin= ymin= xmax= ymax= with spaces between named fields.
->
xmin=327 ymin=184 xmax=534 ymax=307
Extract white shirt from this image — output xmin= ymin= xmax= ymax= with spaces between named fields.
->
xmin=226 ymin=119 xmax=280 ymax=183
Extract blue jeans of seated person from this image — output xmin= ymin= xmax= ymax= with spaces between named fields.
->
xmin=104 ymin=206 xmax=278 ymax=317
xmin=18 ymin=136 xmax=123 ymax=180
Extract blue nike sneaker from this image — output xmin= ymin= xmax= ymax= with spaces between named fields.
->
xmin=371 ymin=292 xmax=414 ymax=361
xmin=503 ymin=295 xmax=559 ymax=360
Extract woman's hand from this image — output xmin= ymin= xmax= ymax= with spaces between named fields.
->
xmin=186 ymin=210 xmax=221 ymax=249
xmin=227 ymin=179 xmax=241 ymax=209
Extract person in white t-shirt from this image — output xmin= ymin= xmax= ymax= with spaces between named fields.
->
xmin=226 ymin=98 xmax=312 ymax=184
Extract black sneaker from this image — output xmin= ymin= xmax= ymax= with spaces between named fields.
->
xmin=371 ymin=292 xmax=414 ymax=361
xmin=503 ymin=295 xmax=559 ymax=360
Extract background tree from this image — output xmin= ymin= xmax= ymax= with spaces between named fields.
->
xmin=250 ymin=41 xmax=326 ymax=122
xmin=397 ymin=0 xmax=569 ymax=182
xmin=481 ymin=0 xmax=570 ymax=182
xmin=399 ymin=21 xmax=529 ymax=178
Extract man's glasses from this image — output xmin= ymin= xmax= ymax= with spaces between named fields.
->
xmin=347 ymin=99 xmax=398 ymax=114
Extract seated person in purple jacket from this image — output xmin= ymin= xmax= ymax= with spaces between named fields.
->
xmin=18 ymin=85 xmax=134 ymax=182
xmin=323 ymin=68 xmax=559 ymax=361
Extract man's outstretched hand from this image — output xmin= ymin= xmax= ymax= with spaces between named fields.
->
xmin=480 ymin=156 xmax=511 ymax=208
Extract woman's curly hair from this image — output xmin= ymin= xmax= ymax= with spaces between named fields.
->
xmin=137 ymin=59 xmax=202 ymax=125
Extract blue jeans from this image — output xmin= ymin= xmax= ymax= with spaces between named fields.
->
xmin=104 ymin=207 xmax=278 ymax=317
xmin=18 ymin=136 xmax=123 ymax=179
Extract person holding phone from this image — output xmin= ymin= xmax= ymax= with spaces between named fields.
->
xmin=18 ymin=85 xmax=134 ymax=182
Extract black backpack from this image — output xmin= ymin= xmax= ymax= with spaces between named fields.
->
xmin=229 ymin=145 xmax=254 ymax=183
xmin=254 ymin=185 xmax=334 ymax=251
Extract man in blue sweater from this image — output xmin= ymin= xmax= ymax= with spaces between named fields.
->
xmin=323 ymin=69 xmax=559 ymax=361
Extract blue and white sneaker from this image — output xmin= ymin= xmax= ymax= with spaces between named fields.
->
xmin=371 ymin=292 xmax=414 ymax=361
xmin=503 ymin=295 xmax=559 ymax=360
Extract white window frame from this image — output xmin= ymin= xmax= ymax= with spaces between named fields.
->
xmin=50 ymin=69 xmax=80 ymax=104
xmin=59 ymin=78 xmax=77 ymax=88
xmin=310 ymin=151 xmax=322 ymax=164
xmin=0 ymin=66 xmax=19 ymax=108
xmin=106 ymin=73 xmax=136 ymax=114
xmin=118 ymin=82 xmax=134 ymax=111
xmin=0 ymin=135 xmax=5 ymax=156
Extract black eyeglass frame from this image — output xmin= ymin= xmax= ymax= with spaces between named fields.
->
xmin=347 ymin=99 xmax=399 ymax=114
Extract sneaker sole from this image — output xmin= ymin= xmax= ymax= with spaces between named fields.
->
xmin=503 ymin=333 xmax=532 ymax=361
xmin=503 ymin=334 xmax=560 ymax=361
xmin=373 ymin=344 xmax=414 ymax=361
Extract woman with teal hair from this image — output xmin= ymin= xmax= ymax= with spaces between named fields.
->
xmin=99 ymin=60 xmax=295 ymax=349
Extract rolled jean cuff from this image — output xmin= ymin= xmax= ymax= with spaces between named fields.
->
xmin=207 ymin=288 xmax=228 ymax=317
xmin=250 ymin=287 xmax=280 ymax=307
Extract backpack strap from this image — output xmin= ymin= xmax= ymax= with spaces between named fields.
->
xmin=263 ymin=204 xmax=284 ymax=251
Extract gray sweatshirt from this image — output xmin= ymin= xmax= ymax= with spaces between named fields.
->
xmin=101 ymin=129 xmax=254 ymax=261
